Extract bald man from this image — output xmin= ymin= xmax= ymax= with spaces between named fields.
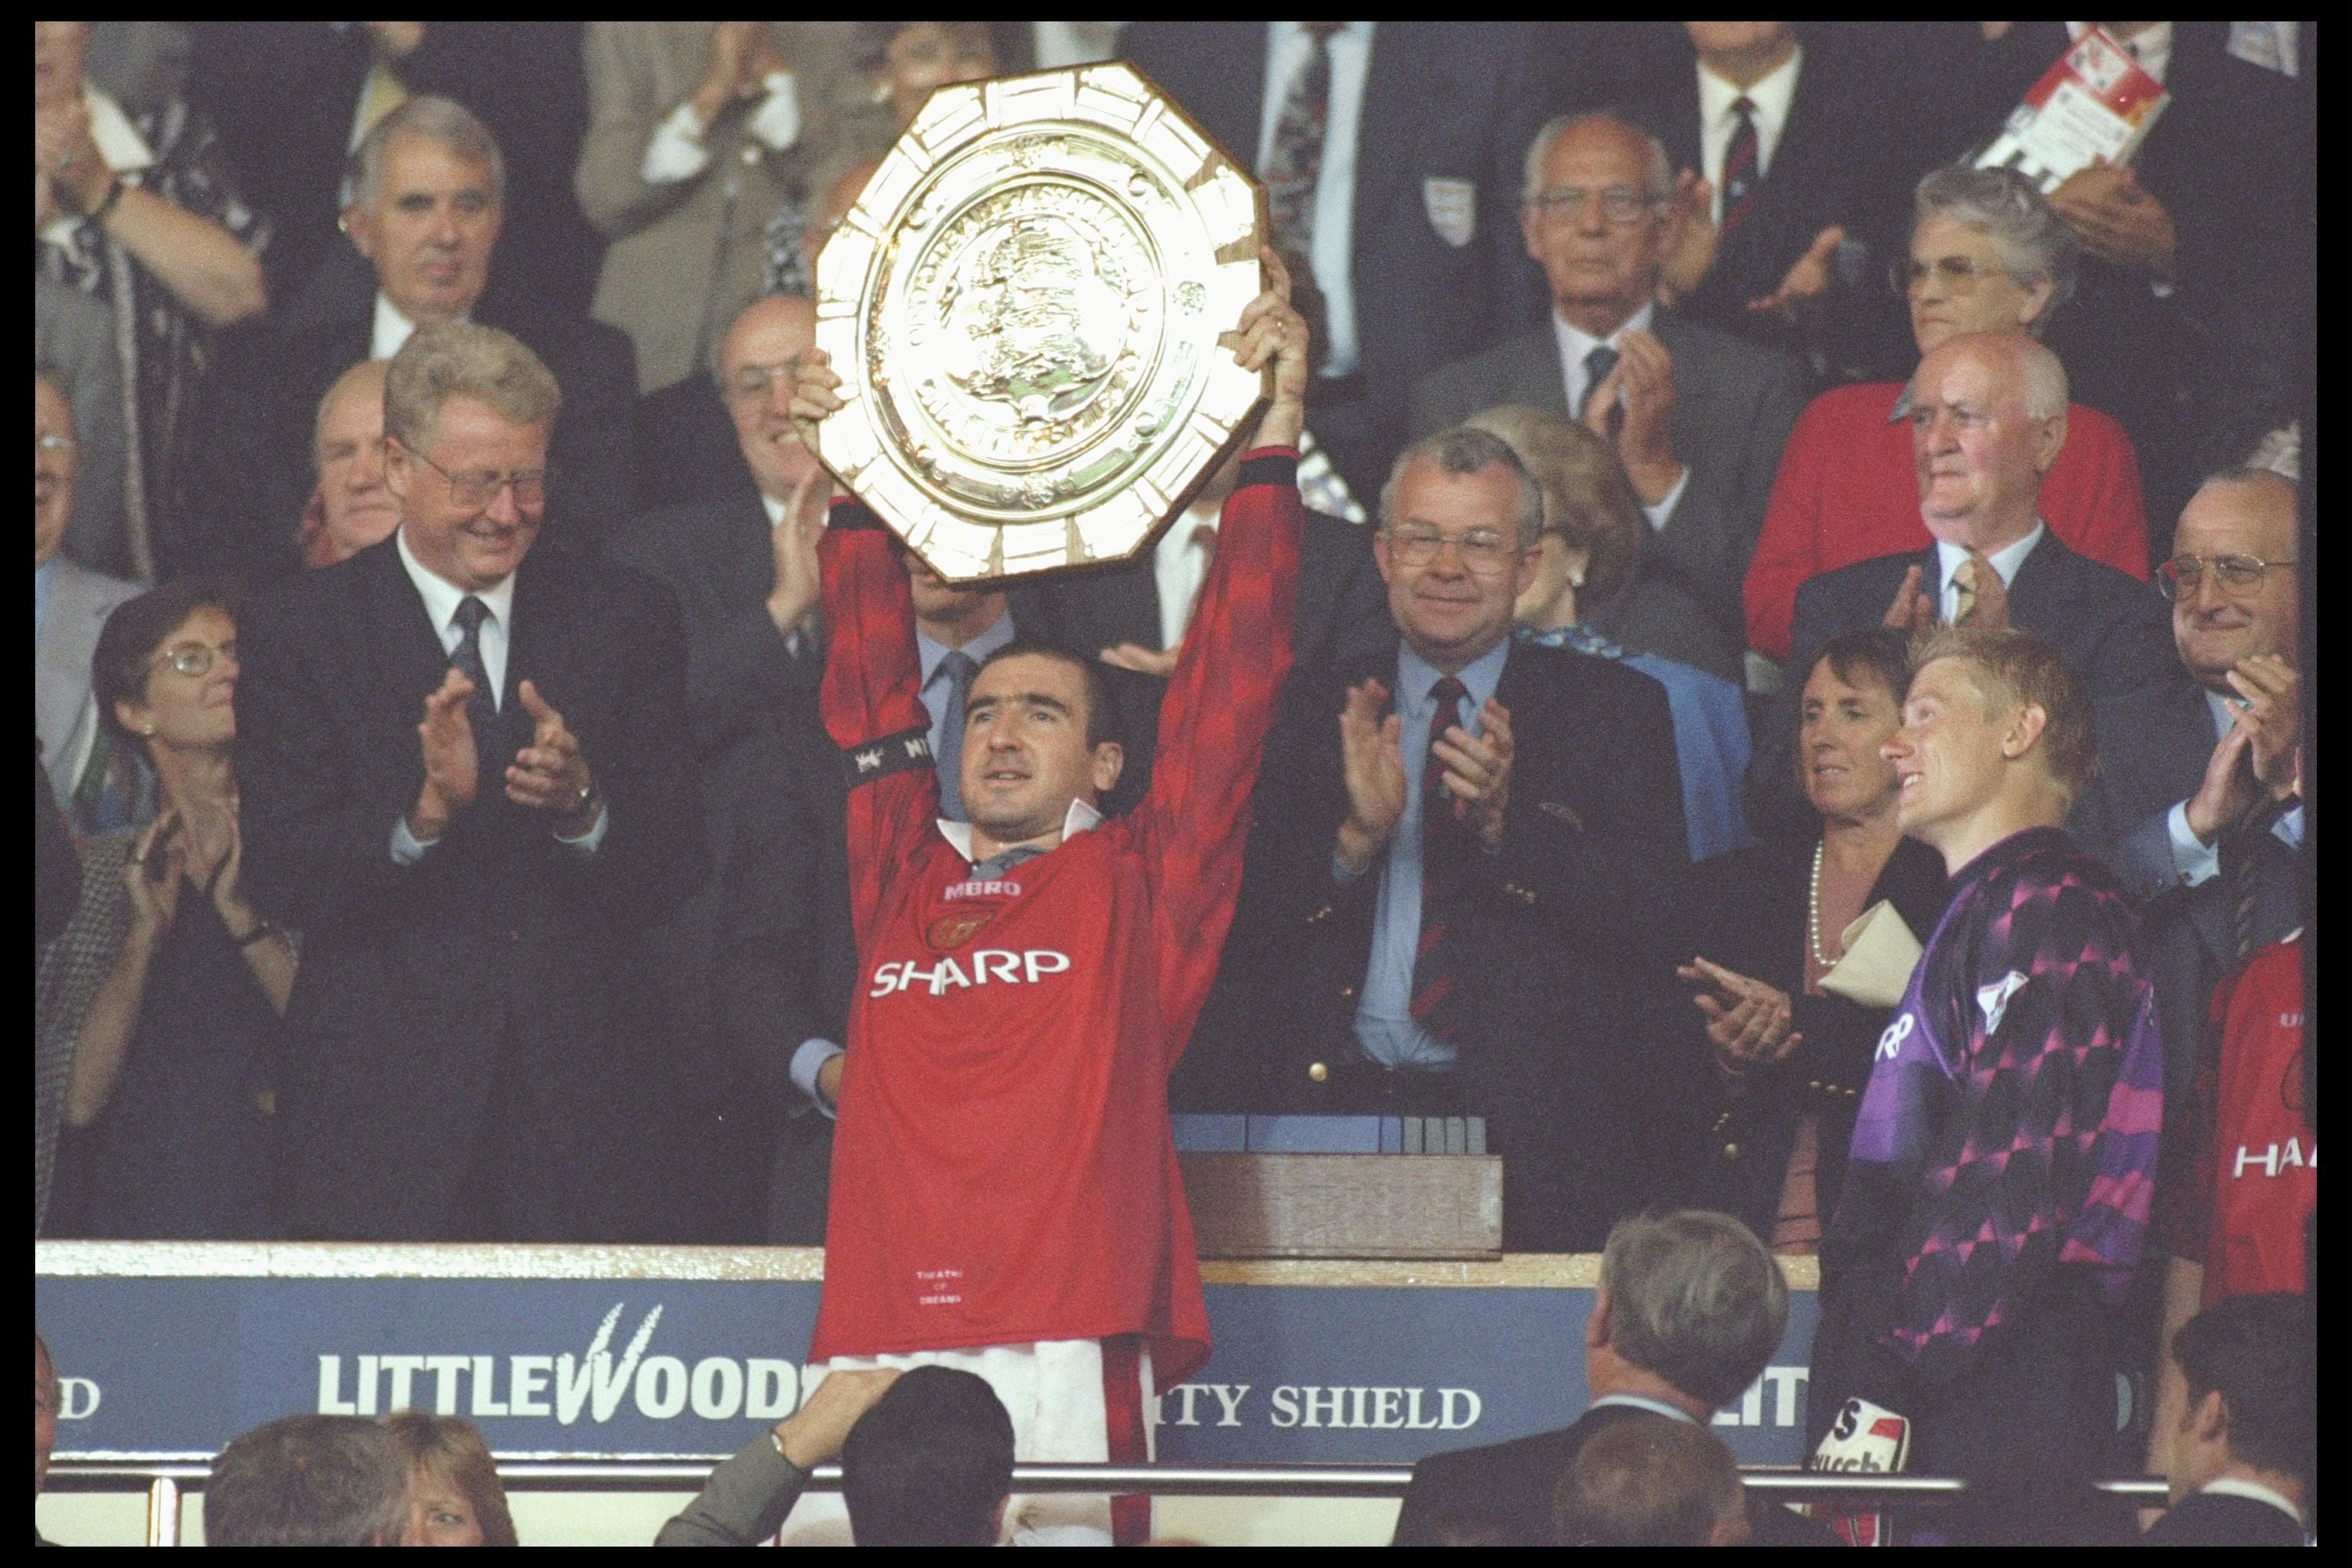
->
xmin=1750 ymin=331 xmax=2197 ymax=853
xmin=299 ymin=361 xmax=400 ymax=569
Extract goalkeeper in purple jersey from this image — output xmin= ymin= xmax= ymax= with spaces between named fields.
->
xmin=1808 ymin=627 xmax=2164 ymax=1488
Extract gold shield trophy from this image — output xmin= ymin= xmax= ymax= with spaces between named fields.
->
xmin=809 ymin=64 xmax=1269 ymax=582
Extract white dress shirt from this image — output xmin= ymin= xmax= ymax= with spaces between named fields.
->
xmin=2197 ymin=1477 xmax=2308 ymax=1537
xmin=1589 ymin=1393 xmax=1699 ymax=1424
xmin=1696 ymin=44 xmax=1802 ymax=224
xmin=641 ymin=71 xmax=802 ymax=185
xmin=1933 ymin=520 xmax=2043 ymax=621
xmin=1550 ymin=302 xmax=1691 ymax=531
xmin=1256 ymin=21 xmax=1374 ymax=379
xmin=370 ymin=292 xmax=437 ymax=361
xmin=387 ymin=524 xmax=607 ymax=860
xmin=789 ymin=797 xmax=1105 ymax=1112
xmin=1153 ymin=496 xmax=1223 ymax=652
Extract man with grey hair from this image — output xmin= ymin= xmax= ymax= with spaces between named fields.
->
xmin=204 ymin=93 xmax=637 ymax=575
xmin=1396 ymin=1209 xmax=1820 ymax=1547
xmin=1413 ymin=110 xmax=1808 ymax=660
xmin=238 ymin=322 xmax=706 ymax=1241
xmin=1230 ymin=423 xmax=1685 ymax=1250
xmin=1752 ymin=329 xmax=2197 ymax=854
xmin=205 ymin=1413 xmax=410 ymax=1547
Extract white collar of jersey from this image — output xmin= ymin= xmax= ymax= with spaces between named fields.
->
xmin=938 ymin=796 xmax=1102 ymax=863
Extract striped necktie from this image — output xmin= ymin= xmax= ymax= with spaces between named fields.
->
xmin=1720 ymin=96 xmax=1760 ymax=237
xmin=1263 ymin=23 xmax=1341 ymax=258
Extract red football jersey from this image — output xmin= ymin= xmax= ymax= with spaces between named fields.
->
xmin=2166 ymin=934 xmax=2311 ymax=1302
xmin=807 ymin=454 xmax=1301 ymax=1386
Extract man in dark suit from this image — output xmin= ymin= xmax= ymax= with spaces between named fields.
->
xmin=2143 ymin=1292 xmax=2312 ymax=1546
xmin=1396 ymin=1210 xmax=1824 ymax=1547
xmin=1218 ymin=426 xmax=1684 ymax=1247
xmin=202 ymin=95 xmax=636 ymax=580
xmin=1413 ymin=112 xmax=1808 ymax=654
xmin=1932 ymin=22 xmax=2311 ymax=540
xmin=1623 ymin=23 xmax=1921 ymax=376
xmin=1121 ymin=21 xmax=1559 ymax=501
xmin=1750 ymin=331 xmax=2201 ymax=852
xmin=237 ymin=322 xmax=704 ymax=1242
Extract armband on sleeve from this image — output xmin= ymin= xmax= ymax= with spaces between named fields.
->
xmin=840 ymin=726 xmax=933 ymax=788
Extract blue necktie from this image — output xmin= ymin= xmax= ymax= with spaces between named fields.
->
xmin=933 ymin=648 xmax=980 ymax=819
xmin=1579 ymin=344 xmax=1621 ymax=435
xmin=450 ymin=596 xmax=499 ymax=740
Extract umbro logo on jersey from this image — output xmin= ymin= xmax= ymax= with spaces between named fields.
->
xmin=870 ymin=950 xmax=1070 ymax=998
xmin=942 ymin=879 xmax=1022 ymax=901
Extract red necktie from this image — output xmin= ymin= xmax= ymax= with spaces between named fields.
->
xmin=1720 ymin=96 xmax=1759 ymax=237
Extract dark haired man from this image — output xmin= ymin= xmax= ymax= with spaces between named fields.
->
xmin=843 ymin=1367 xmax=1019 ymax=1548
xmin=1808 ymin=627 xmax=2163 ymax=1533
xmin=2144 ymin=1292 xmax=2313 ymax=1546
xmin=780 ymin=255 xmax=1308 ymax=1544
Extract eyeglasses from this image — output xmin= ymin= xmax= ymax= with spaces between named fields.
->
xmin=35 ymin=433 xmax=76 ymax=456
xmin=729 ymin=355 xmax=806 ymax=400
xmin=2156 ymin=553 xmax=2298 ymax=600
xmin=410 ymin=449 xmax=549 ymax=510
xmin=1891 ymin=255 xmax=2010 ymax=296
xmin=152 ymin=639 xmax=237 ymax=678
xmin=1527 ymin=185 xmax=1659 ymax=227
xmin=1385 ymin=524 xmax=1524 ymax=577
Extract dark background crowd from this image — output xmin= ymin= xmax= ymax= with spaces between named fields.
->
xmin=34 ymin=16 xmax=2314 ymax=1547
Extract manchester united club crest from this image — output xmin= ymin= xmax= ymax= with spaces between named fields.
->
xmin=926 ymin=909 xmax=998 ymax=951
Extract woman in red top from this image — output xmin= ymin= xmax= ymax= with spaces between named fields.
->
xmin=1743 ymin=166 xmax=2147 ymax=662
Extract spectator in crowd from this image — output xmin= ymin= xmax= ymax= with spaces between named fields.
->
xmin=757 ymin=23 xmax=1001 ymax=299
xmin=43 ymin=584 xmax=292 ymax=1243
xmin=2148 ymin=928 xmax=2310 ymax=1494
xmin=189 ymin=22 xmax=599 ymax=318
xmin=1468 ymin=406 xmax=1736 ymax=681
xmin=1416 ymin=112 xmax=1808 ymax=656
xmin=34 ymin=19 xmax=269 ymax=583
xmin=35 ymin=371 xmax=143 ymax=835
xmin=1674 ymin=628 xmax=1947 ymax=1251
xmin=236 ymin=323 xmax=705 ymax=1242
xmin=1398 ymin=1210 xmax=1816 ymax=1547
xmin=296 ymin=360 xmax=398 ymax=570
xmin=1465 ymin=406 xmax=1749 ymax=864
xmin=36 ymin=751 xmax=83 ymax=949
xmin=2142 ymin=1292 xmax=2314 ymax=1546
xmin=207 ymin=95 xmax=638 ymax=573
xmin=34 ymin=283 xmax=128 ymax=579
xmin=656 ymin=1366 xmax=900 ymax=1546
xmin=1552 ymin=1416 xmax=1749 ymax=1547
xmin=1628 ymin=23 xmax=1912 ymax=370
xmin=34 ymin=1333 xmax=59 ymax=1544
xmin=207 ymin=1413 xmax=411 ymax=1547
xmin=379 ymin=1410 xmax=518 ymax=1548
xmin=1233 ymin=427 xmax=1685 ymax=1249
xmin=1127 ymin=21 xmax=1560 ymax=500
xmin=1810 ymin=629 xmax=2161 ymax=1492
xmin=1753 ymin=331 xmax=2199 ymax=853
xmin=1743 ymin=166 xmax=2151 ymax=665
xmin=579 ymin=23 xmax=862 ymax=397
xmin=842 ymin=1367 xmax=1021 ymax=1548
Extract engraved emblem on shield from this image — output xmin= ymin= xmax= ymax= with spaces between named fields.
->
xmin=810 ymin=64 xmax=1269 ymax=582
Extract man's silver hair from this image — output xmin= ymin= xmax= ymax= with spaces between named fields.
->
xmin=1522 ymin=112 xmax=1674 ymax=206
xmin=348 ymin=94 xmax=505 ymax=212
xmin=2011 ymin=335 xmax=2069 ymax=421
xmin=1378 ymin=426 xmax=1545 ymax=547
xmin=1599 ymin=1210 xmax=1788 ymax=1413
xmin=1911 ymin=165 xmax=2079 ymax=332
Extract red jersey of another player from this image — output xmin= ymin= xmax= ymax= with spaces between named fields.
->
xmin=2161 ymin=932 xmax=2311 ymax=1303
xmin=808 ymin=452 xmax=1302 ymax=1385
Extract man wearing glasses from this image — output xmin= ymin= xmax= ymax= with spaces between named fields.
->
xmin=1237 ymin=425 xmax=1687 ymax=1250
xmin=1755 ymin=330 xmax=2201 ymax=857
xmin=238 ymin=322 xmax=706 ymax=1243
xmin=1413 ymin=112 xmax=1808 ymax=662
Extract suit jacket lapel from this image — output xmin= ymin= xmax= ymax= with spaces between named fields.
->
xmin=1651 ymin=312 xmax=1713 ymax=442
xmin=2002 ymin=528 xmax=2073 ymax=623
xmin=1353 ymin=24 xmax=1419 ymax=236
xmin=1510 ymin=332 xmax=1571 ymax=415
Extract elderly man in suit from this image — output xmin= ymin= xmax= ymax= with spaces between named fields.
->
xmin=204 ymin=96 xmax=639 ymax=578
xmin=1750 ymin=331 xmax=2202 ymax=853
xmin=35 ymin=369 xmax=142 ymax=835
xmin=34 ymin=283 xmax=129 ymax=581
xmin=1414 ymin=112 xmax=1809 ymax=659
xmin=1223 ymin=426 xmax=1684 ymax=1247
xmin=1396 ymin=1210 xmax=1821 ymax=1547
xmin=237 ymin=323 xmax=704 ymax=1241
xmin=1123 ymin=22 xmax=1559 ymax=503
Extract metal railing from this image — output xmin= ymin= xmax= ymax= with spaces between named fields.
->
xmin=46 ymin=1458 xmax=2170 ymax=1547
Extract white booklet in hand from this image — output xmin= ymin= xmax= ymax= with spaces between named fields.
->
xmin=1974 ymin=27 xmax=2171 ymax=193
xmin=1815 ymin=900 xmax=1923 ymax=1009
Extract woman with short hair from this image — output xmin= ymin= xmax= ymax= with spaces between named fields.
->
xmin=381 ymin=1411 xmax=518 ymax=1547
xmin=1743 ymin=165 xmax=2148 ymax=664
